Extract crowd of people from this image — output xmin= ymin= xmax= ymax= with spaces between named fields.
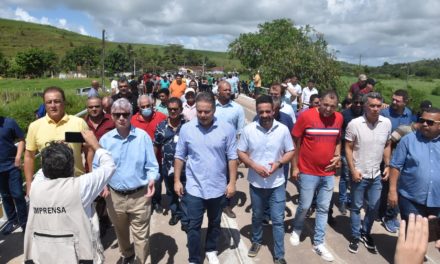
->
xmin=0 ymin=72 xmax=439 ymax=264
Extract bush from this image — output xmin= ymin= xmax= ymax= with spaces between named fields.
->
xmin=432 ymin=86 xmax=440 ymax=96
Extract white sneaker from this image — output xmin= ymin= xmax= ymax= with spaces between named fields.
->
xmin=313 ymin=244 xmax=334 ymax=262
xmin=206 ymin=251 xmax=220 ymax=264
xmin=290 ymin=231 xmax=300 ymax=246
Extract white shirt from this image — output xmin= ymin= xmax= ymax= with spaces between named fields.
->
xmin=345 ymin=115 xmax=392 ymax=179
xmin=280 ymin=102 xmax=297 ymax=124
xmin=238 ymin=120 xmax=294 ymax=189
xmin=32 ymin=148 xmax=115 ymax=217
xmin=111 ymin=80 xmax=119 ymax=94
xmin=288 ymin=83 xmax=302 ymax=105
xmin=301 ymin=87 xmax=318 ymax=109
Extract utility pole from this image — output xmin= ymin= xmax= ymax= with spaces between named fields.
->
xmin=406 ymin=63 xmax=410 ymax=89
xmin=101 ymin=30 xmax=105 ymax=91
xmin=133 ymin=57 xmax=136 ymax=76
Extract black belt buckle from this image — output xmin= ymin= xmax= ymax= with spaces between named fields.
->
xmin=111 ymin=186 xmax=144 ymax=195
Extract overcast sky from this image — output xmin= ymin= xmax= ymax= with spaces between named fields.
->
xmin=1 ymin=0 xmax=439 ymax=66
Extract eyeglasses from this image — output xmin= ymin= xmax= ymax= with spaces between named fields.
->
xmin=112 ymin=112 xmax=130 ymax=119
xmin=139 ymin=105 xmax=151 ymax=109
xmin=418 ymin=118 xmax=440 ymax=126
xmin=88 ymin=105 xmax=101 ymax=109
xmin=167 ymin=108 xmax=180 ymax=112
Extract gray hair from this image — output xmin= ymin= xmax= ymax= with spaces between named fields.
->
xmin=41 ymin=142 xmax=74 ymax=179
xmin=195 ymin=92 xmax=216 ymax=110
xmin=112 ymin=98 xmax=133 ymax=115
xmin=137 ymin=94 xmax=154 ymax=106
xmin=362 ymin=92 xmax=383 ymax=104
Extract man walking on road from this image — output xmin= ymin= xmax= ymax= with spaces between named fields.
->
xmin=174 ymin=92 xmax=238 ymax=264
xmin=290 ymin=90 xmax=343 ymax=262
xmin=238 ymin=95 xmax=294 ymax=264
xmin=345 ymin=92 xmax=392 ymax=254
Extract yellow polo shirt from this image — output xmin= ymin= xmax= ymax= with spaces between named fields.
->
xmin=26 ymin=114 xmax=89 ymax=176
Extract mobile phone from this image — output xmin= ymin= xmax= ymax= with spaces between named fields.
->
xmin=65 ymin=132 xmax=85 ymax=143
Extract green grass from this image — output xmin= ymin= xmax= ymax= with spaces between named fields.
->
xmin=0 ymin=78 xmax=100 ymax=130
xmin=0 ymin=18 xmax=240 ymax=69
xmin=340 ymin=75 xmax=440 ymax=107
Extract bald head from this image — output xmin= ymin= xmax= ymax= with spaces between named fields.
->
xmin=91 ymin=80 xmax=99 ymax=89
xmin=217 ymin=81 xmax=232 ymax=103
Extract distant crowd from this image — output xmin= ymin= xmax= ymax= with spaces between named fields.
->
xmin=0 ymin=72 xmax=439 ymax=264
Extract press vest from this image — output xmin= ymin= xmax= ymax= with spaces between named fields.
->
xmin=24 ymin=177 xmax=96 ymax=263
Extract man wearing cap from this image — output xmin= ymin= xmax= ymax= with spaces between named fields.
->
xmin=182 ymin=88 xmax=197 ymax=121
xmin=348 ymin=74 xmax=368 ymax=99
xmin=300 ymin=79 xmax=319 ymax=110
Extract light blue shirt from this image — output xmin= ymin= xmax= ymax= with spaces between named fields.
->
xmin=238 ymin=120 xmax=294 ymax=189
xmin=390 ymin=131 xmax=440 ymax=207
xmin=214 ymin=100 xmax=245 ymax=134
xmin=87 ymin=88 xmax=99 ymax=98
xmin=380 ymin=107 xmax=415 ymax=131
xmin=175 ymin=118 xmax=238 ymax=199
xmin=96 ymin=126 xmax=159 ymax=191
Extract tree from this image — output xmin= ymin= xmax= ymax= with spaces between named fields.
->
xmin=163 ymin=44 xmax=185 ymax=66
xmin=105 ymin=48 xmax=130 ymax=74
xmin=0 ymin=51 xmax=9 ymax=76
xmin=228 ymin=19 xmax=341 ymax=90
xmin=15 ymin=48 xmax=58 ymax=78
xmin=61 ymin=45 xmax=100 ymax=76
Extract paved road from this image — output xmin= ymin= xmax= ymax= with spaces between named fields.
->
xmin=1 ymin=94 xmax=440 ymax=263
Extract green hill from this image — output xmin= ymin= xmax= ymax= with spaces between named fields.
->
xmin=0 ymin=18 xmax=240 ymax=69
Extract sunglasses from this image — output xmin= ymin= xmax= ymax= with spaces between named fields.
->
xmin=167 ymin=107 xmax=180 ymax=112
xmin=418 ymin=118 xmax=440 ymax=126
xmin=112 ymin=112 xmax=130 ymax=119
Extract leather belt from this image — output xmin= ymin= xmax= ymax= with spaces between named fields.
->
xmin=110 ymin=185 xmax=144 ymax=195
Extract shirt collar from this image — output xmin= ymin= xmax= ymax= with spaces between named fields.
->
xmin=45 ymin=114 xmax=69 ymax=124
xmin=196 ymin=116 xmax=218 ymax=129
xmin=255 ymin=119 xmax=279 ymax=133
xmin=216 ymin=100 xmax=232 ymax=107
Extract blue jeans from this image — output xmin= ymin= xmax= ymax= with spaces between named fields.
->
xmin=350 ymin=176 xmax=382 ymax=238
xmin=339 ymin=155 xmax=351 ymax=205
xmin=0 ymin=168 xmax=28 ymax=226
xmin=293 ymin=174 xmax=334 ymax=245
xmin=182 ymin=193 xmax=225 ymax=264
xmin=398 ymin=194 xmax=440 ymax=221
xmin=250 ymin=184 xmax=286 ymax=259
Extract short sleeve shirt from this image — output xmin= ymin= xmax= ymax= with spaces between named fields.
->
xmin=0 ymin=117 xmax=25 ymax=172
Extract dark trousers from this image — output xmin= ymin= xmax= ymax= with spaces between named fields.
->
xmin=0 ymin=168 xmax=28 ymax=226
xmin=164 ymin=173 xmax=186 ymax=219
xmin=379 ymin=180 xmax=399 ymax=220
xmin=182 ymin=193 xmax=225 ymax=264
xmin=398 ymin=194 xmax=440 ymax=221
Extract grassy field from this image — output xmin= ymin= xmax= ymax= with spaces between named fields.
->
xmin=0 ymin=78 xmax=102 ymax=130
xmin=0 ymin=18 xmax=241 ymax=69
xmin=341 ymin=75 xmax=440 ymax=106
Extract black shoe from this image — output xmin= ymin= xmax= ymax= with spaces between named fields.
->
xmin=1 ymin=220 xmax=19 ymax=236
xmin=153 ymin=203 xmax=163 ymax=214
xmin=338 ymin=203 xmax=347 ymax=215
xmin=118 ymin=254 xmax=135 ymax=264
xmin=306 ymin=207 xmax=315 ymax=218
xmin=248 ymin=242 xmax=261 ymax=257
xmin=223 ymin=206 xmax=236 ymax=218
xmin=348 ymin=237 xmax=359 ymax=253
xmin=181 ymin=224 xmax=188 ymax=233
xmin=274 ymin=257 xmax=287 ymax=264
xmin=361 ymin=232 xmax=377 ymax=253
xmin=169 ymin=214 xmax=180 ymax=226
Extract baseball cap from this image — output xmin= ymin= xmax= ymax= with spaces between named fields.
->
xmin=184 ymin=88 xmax=196 ymax=95
xmin=358 ymin=74 xmax=367 ymax=81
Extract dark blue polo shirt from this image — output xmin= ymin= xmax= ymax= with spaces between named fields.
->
xmin=0 ymin=117 xmax=25 ymax=172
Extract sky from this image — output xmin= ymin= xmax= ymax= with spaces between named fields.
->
xmin=1 ymin=0 xmax=439 ymax=66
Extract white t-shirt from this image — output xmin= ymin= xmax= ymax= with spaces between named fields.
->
xmin=301 ymin=87 xmax=318 ymax=109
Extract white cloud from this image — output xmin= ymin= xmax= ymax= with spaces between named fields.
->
xmin=1 ymin=0 xmax=440 ymax=65
xmin=58 ymin=18 xmax=67 ymax=28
